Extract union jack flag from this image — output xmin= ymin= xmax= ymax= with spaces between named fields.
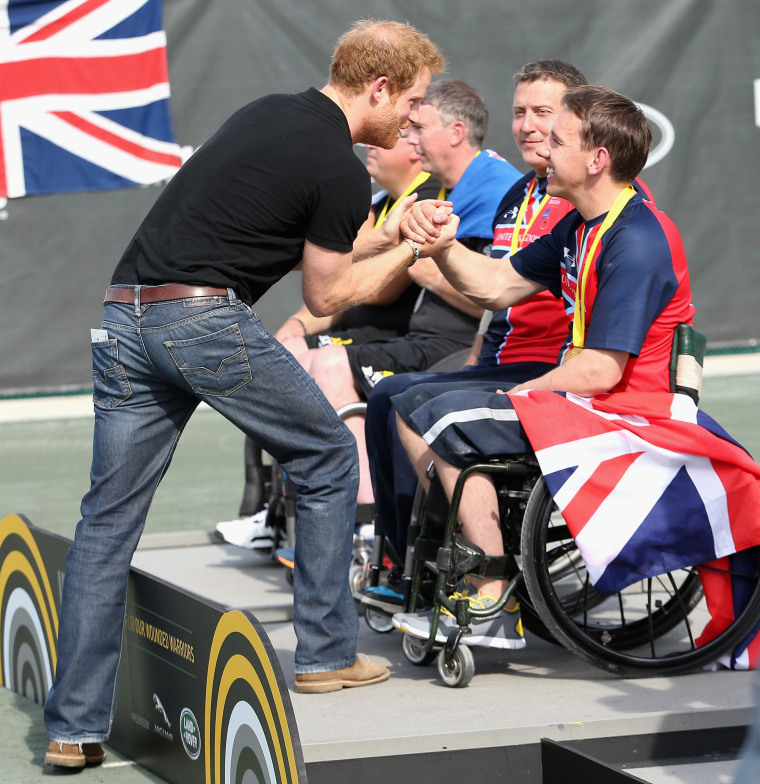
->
xmin=0 ymin=0 xmax=184 ymax=199
xmin=509 ymin=390 xmax=760 ymax=669
xmin=509 ymin=389 xmax=760 ymax=668
xmin=508 ymin=389 xmax=760 ymax=594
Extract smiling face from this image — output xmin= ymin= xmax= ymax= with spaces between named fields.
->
xmin=512 ymin=78 xmax=569 ymax=176
xmin=538 ymin=106 xmax=595 ymax=202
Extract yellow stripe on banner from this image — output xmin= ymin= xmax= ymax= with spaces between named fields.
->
xmin=217 ymin=655 xmax=286 ymax=782
xmin=206 ymin=610 xmax=299 ymax=784
xmin=0 ymin=514 xmax=59 ymax=684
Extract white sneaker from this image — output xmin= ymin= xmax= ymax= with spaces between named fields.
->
xmin=355 ymin=522 xmax=376 ymax=540
xmin=215 ymin=507 xmax=276 ymax=550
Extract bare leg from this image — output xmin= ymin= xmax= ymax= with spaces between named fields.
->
xmin=432 ymin=457 xmax=507 ymax=599
xmin=280 ymin=335 xmax=310 ymax=363
xmin=309 ymin=346 xmax=373 ymax=504
xmin=397 ymin=412 xmax=509 ymax=598
xmin=396 ymin=412 xmax=436 ymax=489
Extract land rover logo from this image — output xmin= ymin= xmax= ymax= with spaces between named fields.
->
xmin=180 ymin=707 xmax=201 ymax=761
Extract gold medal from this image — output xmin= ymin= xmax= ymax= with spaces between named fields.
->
xmin=563 ymin=347 xmax=583 ymax=363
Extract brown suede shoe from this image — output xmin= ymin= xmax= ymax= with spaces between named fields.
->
xmin=295 ymin=653 xmax=390 ymax=693
xmin=45 ymin=740 xmax=106 ymax=768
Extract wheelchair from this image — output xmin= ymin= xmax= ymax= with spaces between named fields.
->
xmin=367 ymin=325 xmax=760 ymax=686
xmin=233 ymin=348 xmax=473 ymax=585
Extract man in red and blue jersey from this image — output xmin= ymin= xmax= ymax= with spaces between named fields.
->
xmin=392 ymin=85 xmax=694 ymax=649
xmin=363 ymin=61 xmax=587 ymax=576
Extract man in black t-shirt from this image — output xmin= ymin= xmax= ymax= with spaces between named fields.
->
xmin=217 ymin=133 xmax=443 ymax=540
xmin=303 ymin=79 xmax=521 ymax=507
xmin=43 ymin=20 xmax=448 ymax=770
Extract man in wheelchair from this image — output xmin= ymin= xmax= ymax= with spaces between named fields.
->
xmin=391 ymin=84 xmax=696 ymax=649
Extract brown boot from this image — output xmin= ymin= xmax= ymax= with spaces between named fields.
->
xmin=45 ymin=740 xmax=106 ymax=768
xmin=295 ymin=653 xmax=390 ymax=693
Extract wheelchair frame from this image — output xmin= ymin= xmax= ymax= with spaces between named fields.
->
xmin=383 ymin=325 xmax=760 ymax=686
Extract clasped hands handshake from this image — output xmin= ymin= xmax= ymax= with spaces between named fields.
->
xmin=380 ymin=194 xmax=459 ymax=261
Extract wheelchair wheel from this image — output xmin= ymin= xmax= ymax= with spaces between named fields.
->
xmin=364 ymin=608 xmax=394 ymax=634
xmin=402 ymin=633 xmax=437 ymax=666
xmin=437 ymin=645 xmax=475 ymax=688
xmin=521 ymin=477 xmax=760 ymax=676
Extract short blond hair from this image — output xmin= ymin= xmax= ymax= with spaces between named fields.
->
xmin=329 ymin=19 xmax=445 ymax=96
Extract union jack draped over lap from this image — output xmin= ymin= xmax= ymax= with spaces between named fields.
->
xmin=0 ymin=0 xmax=184 ymax=199
xmin=508 ymin=389 xmax=760 ymax=668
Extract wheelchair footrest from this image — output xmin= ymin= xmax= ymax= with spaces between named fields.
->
xmin=438 ymin=535 xmax=511 ymax=588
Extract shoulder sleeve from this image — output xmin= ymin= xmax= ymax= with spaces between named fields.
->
xmin=306 ymin=170 xmax=372 ymax=253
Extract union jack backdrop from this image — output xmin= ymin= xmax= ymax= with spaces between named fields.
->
xmin=0 ymin=0 xmax=184 ymax=199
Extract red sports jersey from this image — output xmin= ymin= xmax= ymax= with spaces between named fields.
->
xmin=482 ymin=173 xmax=574 ymax=366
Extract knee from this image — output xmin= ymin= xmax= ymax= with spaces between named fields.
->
xmin=309 ymin=346 xmax=351 ymax=386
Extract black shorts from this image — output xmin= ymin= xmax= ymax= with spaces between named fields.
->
xmin=304 ymin=324 xmax=400 ymax=350
xmin=345 ymin=335 xmax=471 ymax=398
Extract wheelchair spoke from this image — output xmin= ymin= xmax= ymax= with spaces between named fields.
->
xmin=520 ymin=476 xmax=760 ymax=676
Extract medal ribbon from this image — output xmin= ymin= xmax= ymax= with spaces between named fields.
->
xmin=374 ymin=171 xmax=432 ymax=227
xmin=510 ymin=177 xmax=551 ymax=257
xmin=571 ymin=185 xmax=636 ymax=349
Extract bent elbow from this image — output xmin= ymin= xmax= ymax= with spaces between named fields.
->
xmin=302 ymin=292 xmax=343 ymax=319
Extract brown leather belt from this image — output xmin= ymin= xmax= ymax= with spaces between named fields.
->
xmin=104 ymin=284 xmax=230 ymax=304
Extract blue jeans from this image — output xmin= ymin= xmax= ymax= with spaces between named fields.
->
xmin=44 ymin=287 xmax=359 ymax=743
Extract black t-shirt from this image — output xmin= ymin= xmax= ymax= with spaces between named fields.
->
xmin=112 ymin=88 xmax=371 ymax=305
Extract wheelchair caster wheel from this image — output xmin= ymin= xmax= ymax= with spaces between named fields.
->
xmin=349 ymin=564 xmax=366 ymax=596
xmin=364 ymin=608 xmax=394 ymax=633
xmin=401 ymin=633 xmax=437 ymax=666
xmin=437 ymin=645 xmax=475 ymax=687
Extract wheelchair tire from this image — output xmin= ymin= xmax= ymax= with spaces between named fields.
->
xmin=402 ymin=633 xmax=437 ymax=666
xmin=437 ymin=645 xmax=475 ymax=688
xmin=364 ymin=608 xmax=395 ymax=634
xmin=520 ymin=477 xmax=760 ymax=677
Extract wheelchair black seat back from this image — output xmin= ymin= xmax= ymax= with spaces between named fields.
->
xmin=375 ymin=324 xmax=760 ymax=686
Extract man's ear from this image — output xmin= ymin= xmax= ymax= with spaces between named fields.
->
xmin=588 ymin=146 xmax=610 ymax=175
xmin=370 ymin=76 xmax=391 ymax=104
xmin=449 ymin=119 xmax=468 ymax=146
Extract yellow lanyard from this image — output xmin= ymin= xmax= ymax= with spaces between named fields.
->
xmin=572 ymin=185 xmax=636 ymax=348
xmin=374 ymin=171 xmax=432 ymax=227
xmin=510 ymin=177 xmax=551 ymax=257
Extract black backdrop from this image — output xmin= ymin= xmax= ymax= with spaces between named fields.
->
xmin=2 ymin=0 xmax=758 ymax=393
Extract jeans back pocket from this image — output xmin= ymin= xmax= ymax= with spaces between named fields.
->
xmin=92 ymin=339 xmax=132 ymax=408
xmin=164 ymin=323 xmax=252 ymax=397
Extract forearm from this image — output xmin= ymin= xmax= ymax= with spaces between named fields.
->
xmin=463 ymin=332 xmax=484 ymax=366
xmin=352 ymin=224 xmax=396 ymax=262
xmin=510 ymin=349 xmax=628 ymax=397
xmin=434 ymin=241 xmax=540 ymax=311
xmin=303 ymin=240 xmax=417 ymax=317
xmin=275 ymin=302 xmax=341 ymax=341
